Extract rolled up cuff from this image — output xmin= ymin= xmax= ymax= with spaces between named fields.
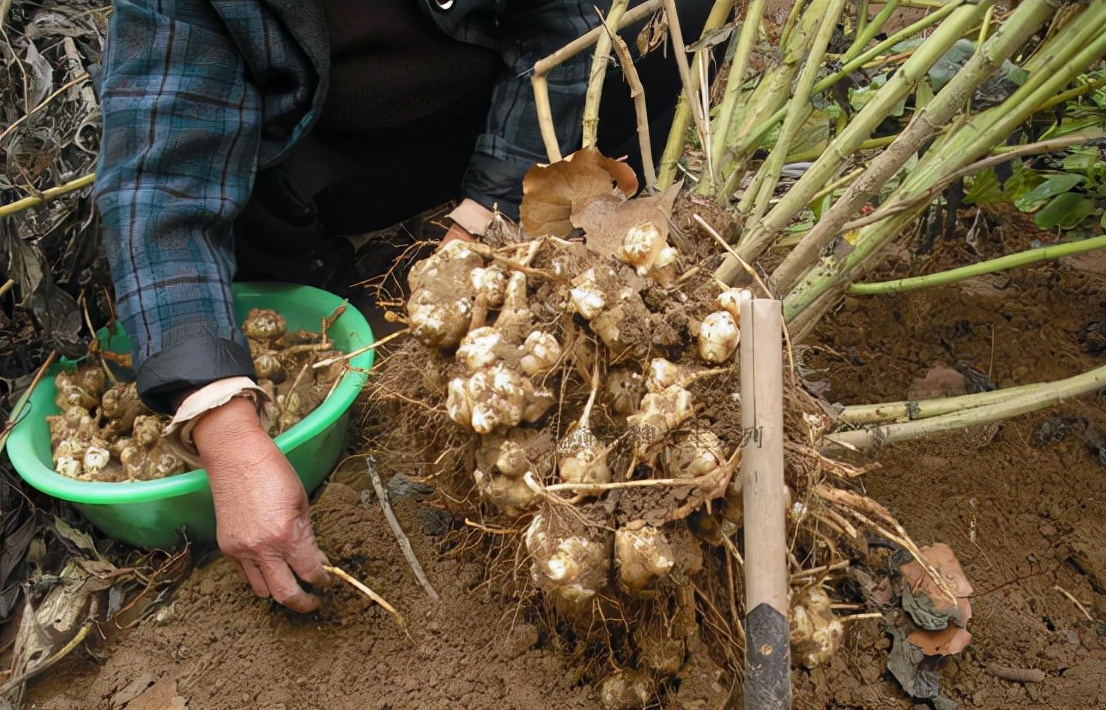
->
xmin=162 ymin=376 xmax=273 ymax=468
xmin=136 ymin=335 xmax=258 ymax=414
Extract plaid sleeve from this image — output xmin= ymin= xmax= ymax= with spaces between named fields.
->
xmin=461 ymin=0 xmax=606 ymax=218
xmin=94 ymin=0 xmax=260 ymax=413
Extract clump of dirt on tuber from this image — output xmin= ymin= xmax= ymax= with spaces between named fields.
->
xmin=48 ymin=308 xmax=345 ymax=482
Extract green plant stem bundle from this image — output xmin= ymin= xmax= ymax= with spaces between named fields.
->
xmin=723 ymin=0 xmax=991 ymax=270
xmin=735 ymin=0 xmax=850 ymax=222
xmin=782 ymin=5 xmax=1106 ymax=324
xmin=826 ymin=365 xmax=1106 ymax=450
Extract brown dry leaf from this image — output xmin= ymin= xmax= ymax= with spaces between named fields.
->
xmin=900 ymin=542 xmax=974 ymax=603
xmin=571 ymin=182 xmax=681 ymax=260
xmin=636 ymin=10 xmax=668 ymax=56
xmin=520 ymin=148 xmax=639 ymax=238
xmin=907 ymin=365 xmax=967 ymax=400
xmin=908 ymin=625 xmax=973 ymax=656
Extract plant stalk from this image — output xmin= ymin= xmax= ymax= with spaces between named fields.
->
xmin=714 ymin=0 xmax=832 ymax=197
xmin=703 ymin=0 xmax=769 ymax=189
xmin=0 ymin=173 xmax=97 ymax=218
xmin=657 ymin=0 xmax=735 ymax=188
xmin=826 ymin=365 xmax=1106 ymax=450
xmin=714 ymin=0 xmax=968 ymax=206
xmin=531 ymin=0 xmax=662 ymax=163
xmin=722 ymin=0 xmax=984 ymax=256
xmin=737 ymin=0 xmax=850 ymax=222
xmin=847 ymin=236 xmax=1106 ymax=297
xmin=582 ymin=0 xmax=631 ymax=149
xmin=761 ymin=0 xmax=1069 ymax=295
xmin=784 ymin=16 xmax=1106 ymax=323
xmin=843 ymin=0 xmax=901 ymax=63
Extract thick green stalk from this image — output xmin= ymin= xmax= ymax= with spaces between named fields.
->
xmin=843 ymin=0 xmax=901 ymax=63
xmin=839 ymin=373 xmax=1100 ymax=425
xmin=715 ymin=0 xmax=968 ymax=207
xmin=728 ymin=0 xmax=988 ymax=261
xmin=702 ymin=0 xmax=769 ymax=192
xmin=756 ymin=0 xmax=1070 ymax=294
xmin=848 ymin=235 xmax=1106 ymax=295
xmin=826 ymin=366 xmax=1106 ymax=451
xmin=783 ymin=13 xmax=1106 ymax=322
xmin=714 ymin=0 xmax=831 ymax=196
xmin=656 ymin=0 xmax=736 ymax=189
xmin=736 ymin=0 xmax=850 ymax=220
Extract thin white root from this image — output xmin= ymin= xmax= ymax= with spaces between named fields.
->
xmin=312 ymin=329 xmax=409 ymax=369
xmin=324 ymin=564 xmax=408 ymax=633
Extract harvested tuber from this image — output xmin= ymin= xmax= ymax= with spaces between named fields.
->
xmin=525 ymin=512 xmax=611 ymax=606
xmin=614 ymin=522 xmax=675 ymax=593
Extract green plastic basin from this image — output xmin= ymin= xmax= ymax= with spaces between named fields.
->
xmin=5 ymin=282 xmax=374 ymax=550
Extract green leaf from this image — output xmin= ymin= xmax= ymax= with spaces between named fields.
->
xmin=1014 ymin=174 xmax=1085 ymax=212
xmin=1063 ymin=149 xmax=1100 ymax=174
xmin=1032 ymin=193 xmax=1096 ymax=230
xmin=964 ymin=168 xmax=1003 ymax=205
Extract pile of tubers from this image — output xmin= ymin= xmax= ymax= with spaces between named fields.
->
xmin=405 ymin=230 xmax=755 ymax=610
xmin=48 ymin=309 xmax=342 ymax=482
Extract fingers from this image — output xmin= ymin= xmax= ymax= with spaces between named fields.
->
xmin=239 ymin=559 xmax=271 ymax=599
xmin=286 ymin=517 xmax=334 ymax=588
xmin=258 ymin=557 xmax=321 ymax=614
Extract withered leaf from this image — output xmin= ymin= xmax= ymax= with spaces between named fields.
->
xmin=571 ymin=181 xmax=681 ymax=260
xmin=900 ymin=542 xmax=974 ymax=603
xmin=636 ymin=10 xmax=668 ymax=57
xmin=520 ymin=148 xmax=639 ymax=238
xmin=908 ymin=625 xmax=973 ymax=656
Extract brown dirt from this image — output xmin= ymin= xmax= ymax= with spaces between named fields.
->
xmin=792 ymin=234 xmax=1106 ymax=709
xmin=23 ymin=481 xmax=598 ymax=709
xmin=20 ymin=224 xmax=1106 ymax=708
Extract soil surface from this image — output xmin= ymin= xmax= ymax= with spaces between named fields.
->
xmin=18 ymin=228 xmax=1106 ymax=709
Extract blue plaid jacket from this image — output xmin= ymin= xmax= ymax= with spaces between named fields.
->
xmin=95 ymin=0 xmax=606 ymax=412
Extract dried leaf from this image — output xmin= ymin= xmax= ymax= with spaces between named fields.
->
xmin=900 ymin=542 xmax=973 ymax=600
xmin=23 ymin=41 xmax=53 ymax=108
xmin=636 ymin=10 xmax=668 ymax=56
xmin=571 ymin=181 xmax=681 ymax=260
xmin=520 ymin=148 xmax=639 ymax=238
xmin=1 ymin=559 xmax=109 ymax=701
xmin=53 ymin=517 xmax=103 ymax=560
xmin=908 ymin=625 xmax=973 ymax=656
xmin=0 ymin=225 xmax=46 ymax=299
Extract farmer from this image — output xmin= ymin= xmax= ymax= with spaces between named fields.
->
xmin=94 ymin=0 xmax=712 ymax=613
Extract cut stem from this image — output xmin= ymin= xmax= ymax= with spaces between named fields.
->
xmin=848 ymin=235 xmax=1106 ymax=296
xmin=531 ymin=0 xmax=662 ymax=163
xmin=582 ymin=0 xmax=631 ymax=149
xmin=825 ymin=365 xmax=1106 ymax=450
xmin=605 ymin=21 xmax=657 ymax=188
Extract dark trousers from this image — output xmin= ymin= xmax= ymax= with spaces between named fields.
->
xmin=234 ymin=0 xmax=717 ymax=294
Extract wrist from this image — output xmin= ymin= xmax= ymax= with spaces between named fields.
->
xmin=447 ymin=198 xmax=494 ymax=238
xmin=193 ymin=397 xmax=266 ymax=451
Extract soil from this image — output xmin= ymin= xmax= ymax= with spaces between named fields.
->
xmin=16 ymin=216 xmax=1105 ymax=709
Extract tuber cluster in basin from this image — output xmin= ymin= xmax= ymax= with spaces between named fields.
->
xmin=47 ymin=308 xmax=340 ymax=482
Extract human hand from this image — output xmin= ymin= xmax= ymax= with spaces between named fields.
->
xmin=192 ymin=397 xmax=332 ymax=613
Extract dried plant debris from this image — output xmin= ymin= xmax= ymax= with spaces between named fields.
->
xmin=0 ymin=516 xmax=189 ymax=707
xmin=47 ymin=308 xmax=342 ymax=482
xmin=1 ymin=0 xmax=110 ymax=354
xmin=879 ymin=544 xmax=974 ymax=709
